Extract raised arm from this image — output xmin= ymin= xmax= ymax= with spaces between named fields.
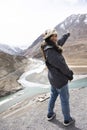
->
xmin=57 ymin=33 xmax=70 ymax=46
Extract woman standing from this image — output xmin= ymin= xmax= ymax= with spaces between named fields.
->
xmin=41 ymin=29 xmax=75 ymax=126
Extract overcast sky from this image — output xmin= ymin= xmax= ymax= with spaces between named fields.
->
xmin=0 ymin=0 xmax=87 ymax=48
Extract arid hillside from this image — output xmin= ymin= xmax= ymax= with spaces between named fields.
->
xmin=25 ymin=14 xmax=87 ymax=66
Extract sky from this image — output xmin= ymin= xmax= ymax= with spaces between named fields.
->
xmin=0 ymin=0 xmax=87 ymax=48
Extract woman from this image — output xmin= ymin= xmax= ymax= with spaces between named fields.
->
xmin=41 ymin=29 xmax=75 ymax=126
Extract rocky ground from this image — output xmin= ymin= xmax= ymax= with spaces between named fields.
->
xmin=0 ymin=51 xmax=27 ymax=97
xmin=0 ymin=87 xmax=87 ymax=130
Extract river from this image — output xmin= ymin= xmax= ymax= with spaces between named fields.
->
xmin=0 ymin=58 xmax=87 ymax=114
xmin=0 ymin=74 xmax=87 ymax=114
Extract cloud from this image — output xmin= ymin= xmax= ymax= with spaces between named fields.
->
xmin=64 ymin=0 xmax=79 ymax=4
xmin=51 ymin=0 xmax=87 ymax=6
xmin=0 ymin=0 xmax=87 ymax=47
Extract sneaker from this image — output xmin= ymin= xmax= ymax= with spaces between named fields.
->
xmin=63 ymin=118 xmax=75 ymax=126
xmin=47 ymin=112 xmax=56 ymax=121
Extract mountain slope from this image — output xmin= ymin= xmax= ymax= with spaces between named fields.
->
xmin=25 ymin=14 xmax=87 ymax=65
xmin=0 ymin=46 xmax=27 ymax=97
xmin=55 ymin=14 xmax=87 ymax=41
xmin=0 ymin=43 xmax=25 ymax=56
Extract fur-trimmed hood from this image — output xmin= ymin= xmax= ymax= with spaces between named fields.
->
xmin=41 ymin=41 xmax=63 ymax=54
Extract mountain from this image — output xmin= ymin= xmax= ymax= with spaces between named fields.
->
xmin=55 ymin=14 xmax=87 ymax=41
xmin=0 ymin=43 xmax=25 ymax=56
xmin=25 ymin=14 xmax=87 ymax=65
xmin=0 ymin=44 xmax=27 ymax=97
xmin=0 ymin=14 xmax=87 ymax=96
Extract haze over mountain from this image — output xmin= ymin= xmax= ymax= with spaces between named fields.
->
xmin=0 ymin=43 xmax=25 ymax=56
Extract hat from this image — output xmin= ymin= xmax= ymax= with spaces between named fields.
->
xmin=43 ymin=29 xmax=58 ymax=40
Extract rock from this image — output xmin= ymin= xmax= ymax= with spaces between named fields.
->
xmin=0 ymin=51 xmax=27 ymax=97
xmin=35 ymin=93 xmax=50 ymax=102
xmin=0 ymin=87 xmax=87 ymax=130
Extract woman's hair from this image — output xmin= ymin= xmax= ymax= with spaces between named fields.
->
xmin=45 ymin=35 xmax=53 ymax=43
xmin=41 ymin=42 xmax=47 ymax=61
xmin=41 ymin=35 xmax=63 ymax=61
xmin=41 ymin=35 xmax=52 ymax=61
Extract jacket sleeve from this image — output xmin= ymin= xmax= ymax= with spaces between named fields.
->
xmin=57 ymin=33 xmax=70 ymax=46
xmin=46 ymin=49 xmax=73 ymax=79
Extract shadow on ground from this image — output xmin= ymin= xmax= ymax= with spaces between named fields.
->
xmin=50 ymin=118 xmax=81 ymax=130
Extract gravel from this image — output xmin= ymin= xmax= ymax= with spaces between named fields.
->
xmin=0 ymin=87 xmax=87 ymax=130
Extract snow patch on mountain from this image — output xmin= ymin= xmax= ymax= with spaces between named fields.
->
xmin=0 ymin=43 xmax=24 ymax=55
xmin=84 ymin=19 xmax=87 ymax=24
xmin=64 ymin=14 xmax=87 ymax=25
xmin=67 ymin=14 xmax=77 ymax=22
xmin=76 ymin=19 xmax=79 ymax=23
xmin=61 ymin=14 xmax=81 ymax=28
xmin=84 ymin=15 xmax=87 ymax=24
xmin=75 ymin=16 xmax=80 ymax=23
xmin=60 ymin=24 xmax=65 ymax=29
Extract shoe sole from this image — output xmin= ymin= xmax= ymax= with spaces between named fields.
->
xmin=47 ymin=113 xmax=56 ymax=121
xmin=63 ymin=119 xmax=75 ymax=126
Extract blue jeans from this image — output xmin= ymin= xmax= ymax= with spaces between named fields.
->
xmin=48 ymin=84 xmax=71 ymax=121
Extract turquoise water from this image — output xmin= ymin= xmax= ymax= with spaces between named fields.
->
xmin=0 ymin=87 xmax=49 ymax=113
xmin=69 ymin=77 xmax=87 ymax=89
xmin=0 ymin=77 xmax=87 ymax=102
xmin=0 ymin=77 xmax=87 ymax=113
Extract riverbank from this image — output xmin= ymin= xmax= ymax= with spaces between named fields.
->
xmin=18 ymin=58 xmax=87 ymax=86
xmin=0 ymin=58 xmax=87 ymax=130
xmin=0 ymin=58 xmax=87 ymax=116
xmin=0 ymin=87 xmax=87 ymax=130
